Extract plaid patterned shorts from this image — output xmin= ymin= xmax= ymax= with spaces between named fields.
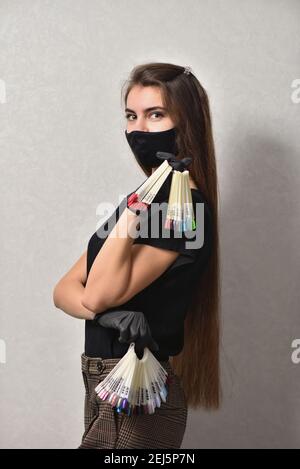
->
xmin=78 ymin=353 xmax=188 ymax=449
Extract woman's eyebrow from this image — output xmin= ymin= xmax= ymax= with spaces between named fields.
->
xmin=125 ymin=106 xmax=166 ymax=113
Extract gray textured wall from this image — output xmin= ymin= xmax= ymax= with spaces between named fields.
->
xmin=0 ymin=0 xmax=299 ymax=449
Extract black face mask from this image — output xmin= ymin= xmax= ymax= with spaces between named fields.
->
xmin=124 ymin=127 xmax=179 ymax=168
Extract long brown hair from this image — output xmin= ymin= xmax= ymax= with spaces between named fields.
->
xmin=121 ymin=62 xmax=221 ymax=409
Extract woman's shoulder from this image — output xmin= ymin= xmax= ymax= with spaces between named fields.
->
xmin=190 ymin=188 xmax=212 ymax=217
xmin=190 ymin=187 xmax=208 ymax=203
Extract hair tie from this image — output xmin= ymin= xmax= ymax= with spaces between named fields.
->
xmin=183 ymin=66 xmax=192 ymax=75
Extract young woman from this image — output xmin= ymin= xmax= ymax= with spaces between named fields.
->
xmin=53 ymin=62 xmax=221 ymax=449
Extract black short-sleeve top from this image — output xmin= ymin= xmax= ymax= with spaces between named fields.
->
xmin=84 ymin=181 xmax=213 ymax=361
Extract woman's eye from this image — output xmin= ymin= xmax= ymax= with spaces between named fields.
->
xmin=125 ymin=112 xmax=164 ymax=120
xmin=150 ymin=112 xmax=164 ymax=119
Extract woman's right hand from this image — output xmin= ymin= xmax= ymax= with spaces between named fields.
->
xmin=93 ymin=309 xmax=159 ymax=353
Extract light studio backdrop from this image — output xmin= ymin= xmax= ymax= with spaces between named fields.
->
xmin=0 ymin=0 xmax=299 ymax=449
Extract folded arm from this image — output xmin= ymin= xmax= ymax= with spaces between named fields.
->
xmin=81 ymin=207 xmax=179 ymax=314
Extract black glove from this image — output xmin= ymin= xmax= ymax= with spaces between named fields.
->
xmin=93 ymin=309 xmax=159 ymax=356
xmin=156 ymin=151 xmax=192 ymax=172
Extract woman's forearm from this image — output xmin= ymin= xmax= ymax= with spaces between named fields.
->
xmin=82 ymin=207 xmax=139 ymax=312
xmin=53 ymin=279 xmax=96 ymax=320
